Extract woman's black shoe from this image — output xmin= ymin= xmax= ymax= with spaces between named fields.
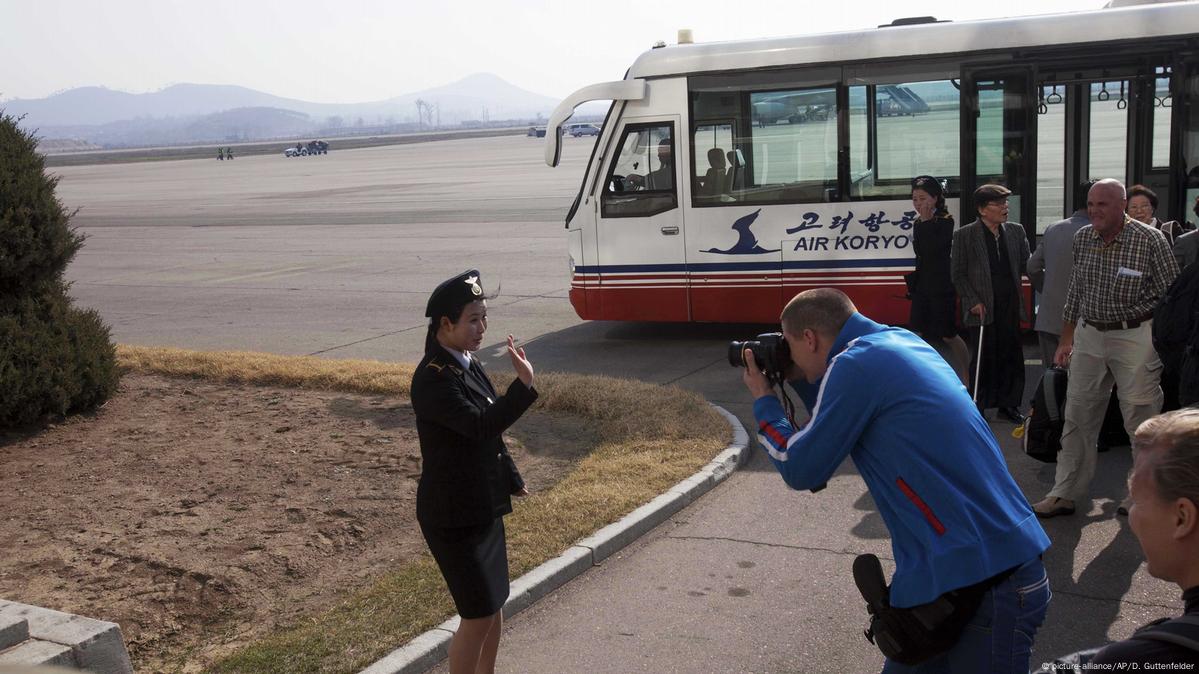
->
xmin=998 ymin=407 xmax=1026 ymax=424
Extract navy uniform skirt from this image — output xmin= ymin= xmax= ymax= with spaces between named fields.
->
xmin=420 ymin=517 xmax=509 ymax=619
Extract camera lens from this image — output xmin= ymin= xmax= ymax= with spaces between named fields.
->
xmin=728 ymin=340 xmax=748 ymax=367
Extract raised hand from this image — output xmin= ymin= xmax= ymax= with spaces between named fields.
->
xmin=508 ymin=334 xmax=534 ymax=387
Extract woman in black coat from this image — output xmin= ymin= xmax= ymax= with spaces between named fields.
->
xmin=412 ymin=269 xmax=537 ymax=674
xmin=908 ymin=175 xmax=969 ymax=383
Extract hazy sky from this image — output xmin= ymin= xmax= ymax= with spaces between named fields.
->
xmin=3 ymin=0 xmax=1124 ymax=103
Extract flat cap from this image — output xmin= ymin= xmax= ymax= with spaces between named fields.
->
xmin=425 ymin=269 xmax=485 ymax=317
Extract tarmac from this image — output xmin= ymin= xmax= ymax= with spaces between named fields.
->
xmin=51 ymin=135 xmax=1189 ymax=673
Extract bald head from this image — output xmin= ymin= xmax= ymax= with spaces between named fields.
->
xmin=1091 ymin=178 xmax=1126 ymax=201
xmin=781 ymin=288 xmax=856 ymax=339
xmin=1088 ymin=178 xmax=1128 ymax=237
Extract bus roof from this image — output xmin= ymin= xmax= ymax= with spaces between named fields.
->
xmin=628 ymin=2 xmax=1199 ymax=79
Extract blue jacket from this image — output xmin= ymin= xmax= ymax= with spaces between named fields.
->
xmin=753 ymin=313 xmax=1049 ymax=608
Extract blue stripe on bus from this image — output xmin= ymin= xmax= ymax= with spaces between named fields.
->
xmin=574 ymin=258 xmax=913 ymax=274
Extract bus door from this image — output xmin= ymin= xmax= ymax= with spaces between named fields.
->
xmin=1172 ymin=56 xmax=1199 ymax=224
xmin=596 ymin=117 xmax=688 ymax=321
xmin=1032 ymin=63 xmax=1174 ymax=232
xmin=961 ymin=68 xmax=1036 ymax=234
xmin=961 ymin=68 xmax=1036 ymax=324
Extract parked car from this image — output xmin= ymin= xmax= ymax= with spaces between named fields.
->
xmin=527 ymin=126 xmax=547 ymax=138
xmin=568 ymin=123 xmax=600 ymax=137
xmin=283 ymin=140 xmax=329 ymax=157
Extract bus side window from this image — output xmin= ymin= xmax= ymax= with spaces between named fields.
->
xmin=747 ymin=87 xmax=837 ymax=203
xmin=602 ymin=123 xmax=678 ymax=218
xmin=849 ymin=79 xmax=961 ymax=200
xmin=690 ymin=86 xmax=837 ymax=206
xmin=693 ymin=123 xmax=734 ymax=203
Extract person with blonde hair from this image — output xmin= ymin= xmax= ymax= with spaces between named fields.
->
xmin=1089 ymin=408 xmax=1199 ymax=666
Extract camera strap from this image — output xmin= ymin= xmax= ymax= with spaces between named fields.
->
xmin=776 ymin=380 xmax=799 ymax=429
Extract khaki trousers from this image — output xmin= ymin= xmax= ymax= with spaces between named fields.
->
xmin=1047 ymin=321 xmax=1164 ymax=501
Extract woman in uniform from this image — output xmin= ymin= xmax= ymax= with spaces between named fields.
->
xmin=908 ymin=175 xmax=969 ymax=384
xmin=411 ymin=269 xmax=537 ymax=674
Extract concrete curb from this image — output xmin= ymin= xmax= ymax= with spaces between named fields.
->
xmin=358 ymin=403 xmax=750 ymax=674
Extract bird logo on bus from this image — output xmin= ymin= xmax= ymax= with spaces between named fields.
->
xmin=704 ymin=209 xmax=780 ymax=255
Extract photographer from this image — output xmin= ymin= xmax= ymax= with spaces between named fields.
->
xmin=740 ymin=288 xmax=1050 ymax=673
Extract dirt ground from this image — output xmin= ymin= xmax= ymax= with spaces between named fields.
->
xmin=0 ymin=373 xmax=596 ymax=672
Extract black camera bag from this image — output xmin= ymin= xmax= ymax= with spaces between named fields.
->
xmin=852 ymin=554 xmax=989 ymax=665
xmin=1023 ymin=367 xmax=1068 ymax=463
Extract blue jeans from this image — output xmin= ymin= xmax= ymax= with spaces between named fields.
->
xmin=881 ymin=557 xmax=1051 ymax=674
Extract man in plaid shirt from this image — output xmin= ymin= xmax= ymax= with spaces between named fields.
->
xmin=1033 ymin=179 xmax=1179 ymax=519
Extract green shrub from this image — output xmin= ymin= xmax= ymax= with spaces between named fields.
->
xmin=0 ymin=113 xmax=82 ymax=297
xmin=0 ymin=113 xmax=118 ymax=429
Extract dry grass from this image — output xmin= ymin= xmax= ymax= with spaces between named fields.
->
xmin=116 ymin=346 xmax=417 ymax=397
xmin=114 ymin=346 xmax=729 ymax=674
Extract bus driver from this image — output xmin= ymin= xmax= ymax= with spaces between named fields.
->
xmin=626 ymin=138 xmax=674 ymax=191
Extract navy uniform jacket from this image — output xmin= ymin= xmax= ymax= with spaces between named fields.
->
xmin=412 ymin=345 xmax=537 ymax=528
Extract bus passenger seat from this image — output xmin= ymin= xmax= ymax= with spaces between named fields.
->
xmin=726 ymin=149 xmax=746 ymax=193
xmin=702 ymin=148 xmax=727 ymax=197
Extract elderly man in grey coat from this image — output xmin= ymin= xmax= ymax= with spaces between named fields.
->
xmin=1029 ymin=183 xmax=1093 ymax=368
xmin=951 ymin=184 xmax=1031 ymax=424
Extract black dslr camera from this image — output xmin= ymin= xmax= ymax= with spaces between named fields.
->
xmin=728 ymin=332 xmax=791 ymax=384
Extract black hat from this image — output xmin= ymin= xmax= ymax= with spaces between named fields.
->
xmin=912 ymin=175 xmax=945 ymax=198
xmin=425 ymin=269 xmax=485 ymax=318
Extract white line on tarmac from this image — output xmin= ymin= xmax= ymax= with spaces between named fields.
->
xmin=209 ymin=265 xmax=316 ymax=284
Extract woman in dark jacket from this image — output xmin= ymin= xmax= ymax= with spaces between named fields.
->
xmin=951 ymin=184 xmax=1031 ymax=424
xmin=909 ymin=175 xmax=969 ymax=383
xmin=411 ymin=269 xmax=538 ymax=674
xmin=1128 ymin=183 xmax=1188 ymax=246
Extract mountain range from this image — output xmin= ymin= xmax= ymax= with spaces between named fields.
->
xmin=3 ymin=73 xmax=599 ymax=148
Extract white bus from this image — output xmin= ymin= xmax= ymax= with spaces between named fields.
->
xmin=544 ymin=2 xmax=1199 ymax=324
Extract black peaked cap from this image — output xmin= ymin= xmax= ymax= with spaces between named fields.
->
xmin=425 ymin=269 xmax=485 ymax=317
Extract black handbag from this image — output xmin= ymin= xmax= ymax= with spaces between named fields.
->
xmin=904 ymin=270 xmax=920 ymax=297
xmin=853 ymin=554 xmax=988 ymax=665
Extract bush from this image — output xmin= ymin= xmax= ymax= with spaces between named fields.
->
xmin=0 ymin=113 xmax=118 ymax=429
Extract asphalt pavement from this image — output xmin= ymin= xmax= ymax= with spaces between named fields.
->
xmin=52 ymin=136 xmax=1185 ymax=673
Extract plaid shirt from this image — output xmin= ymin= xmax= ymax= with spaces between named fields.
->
xmin=1062 ymin=217 xmax=1179 ymax=325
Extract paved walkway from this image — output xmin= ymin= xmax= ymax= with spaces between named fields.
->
xmin=428 ymin=358 xmax=1183 ymax=673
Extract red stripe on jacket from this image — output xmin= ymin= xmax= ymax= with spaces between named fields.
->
xmin=896 ymin=477 xmax=947 ymax=536
xmin=758 ymin=420 xmax=790 ymax=452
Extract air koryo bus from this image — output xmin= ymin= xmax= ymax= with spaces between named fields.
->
xmin=544 ymin=1 xmax=1199 ymax=324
